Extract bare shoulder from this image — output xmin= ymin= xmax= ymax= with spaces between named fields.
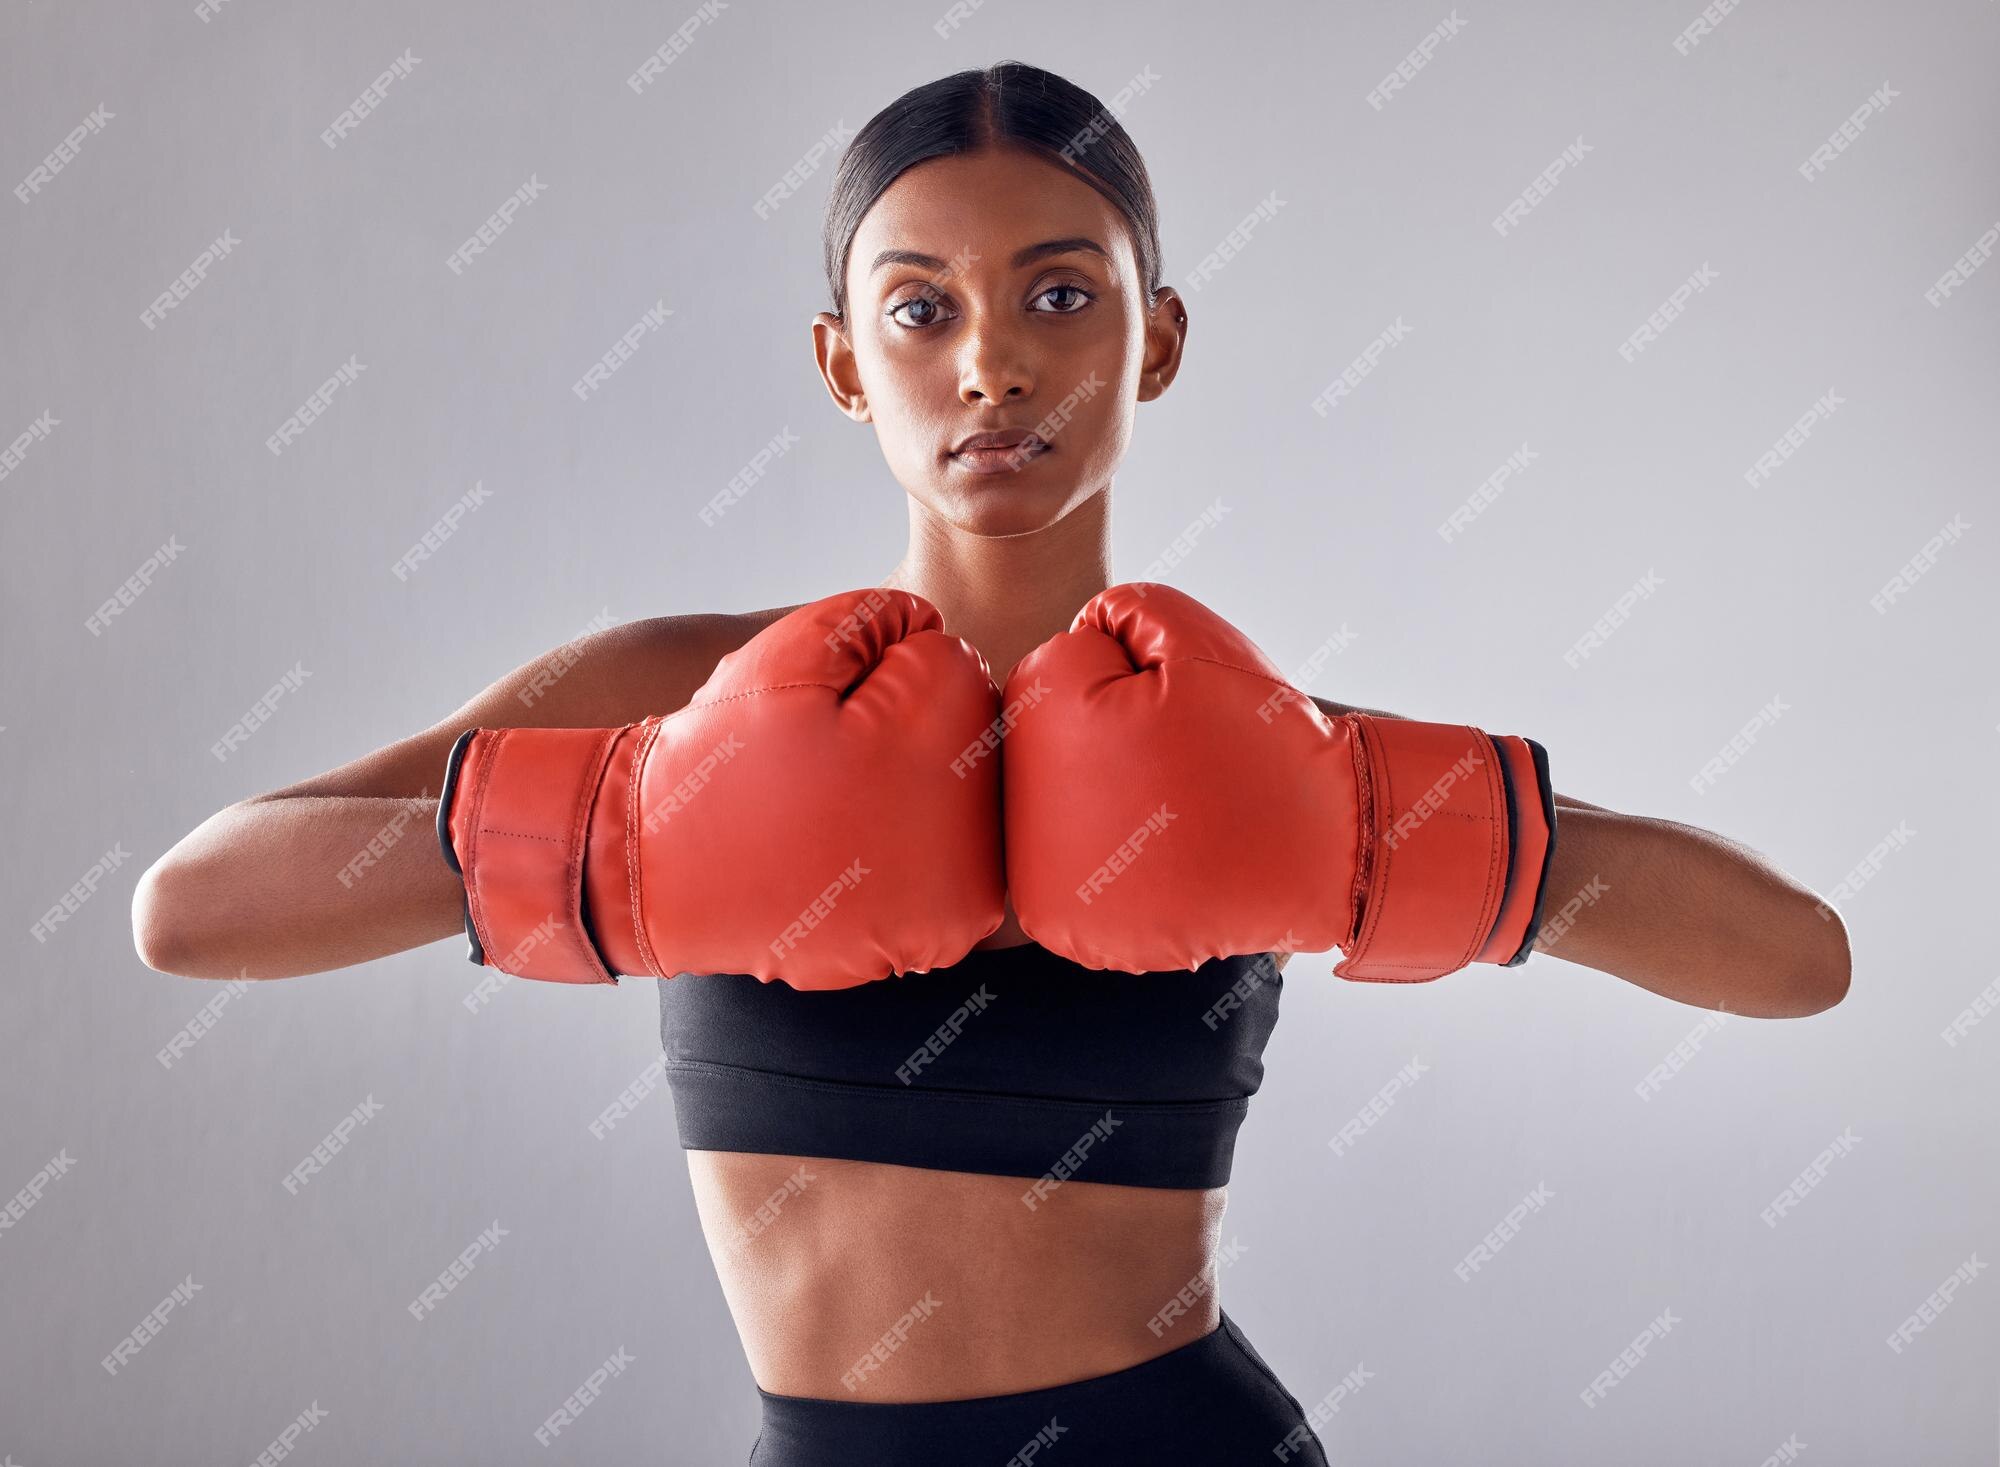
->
xmin=521 ymin=601 xmax=806 ymax=727
xmin=243 ymin=601 xmax=806 ymax=803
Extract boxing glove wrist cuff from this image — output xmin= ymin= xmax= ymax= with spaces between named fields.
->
xmin=438 ymin=726 xmax=621 ymax=985
xmin=1481 ymin=735 xmax=1557 ymax=967
xmin=1332 ymin=716 xmax=1557 ymax=983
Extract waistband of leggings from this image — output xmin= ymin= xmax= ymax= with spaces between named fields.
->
xmin=755 ymin=1312 xmax=1240 ymax=1434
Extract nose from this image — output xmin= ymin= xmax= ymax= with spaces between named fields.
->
xmin=957 ymin=321 xmax=1034 ymax=405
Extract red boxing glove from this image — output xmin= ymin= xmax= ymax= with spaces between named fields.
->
xmin=1002 ymin=583 xmax=1556 ymax=981
xmin=439 ymin=587 xmax=1006 ymax=990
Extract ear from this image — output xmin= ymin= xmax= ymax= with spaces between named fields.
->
xmin=811 ymin=311 xmax=872 ymax=423
xmin=1137 ymin=288 xmax=1188 ymax=403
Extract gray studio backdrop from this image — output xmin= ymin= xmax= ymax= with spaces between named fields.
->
xmin=4 ymin=0 xmax=1996 ymax=1461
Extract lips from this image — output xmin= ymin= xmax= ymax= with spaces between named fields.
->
xmin=952 ymin=429 xmax=1045 ymax=456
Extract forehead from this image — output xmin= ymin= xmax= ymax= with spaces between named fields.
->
xmin=847 ymin=146 xmax=1130 ymax=284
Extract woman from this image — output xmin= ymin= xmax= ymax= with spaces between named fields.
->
xmin=133 ymin=61 xmax=1850 ymax=1465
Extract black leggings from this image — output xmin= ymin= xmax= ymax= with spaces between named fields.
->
xmin=748 ymin=1312 xmax=1330 ymax=1465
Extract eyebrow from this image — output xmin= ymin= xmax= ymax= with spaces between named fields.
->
xmin=867 ymin=236 xmax=1111 ymax=277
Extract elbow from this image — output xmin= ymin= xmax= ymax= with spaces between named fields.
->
xmin=1779 ymin=900 xmax=1853 ymax=1017
xmin=131 ymin=858 xmax=189 ymax=975
xmin=131 ymin=857 xmax=227 ymax=979
xmin=1714 ymin=899 xmax=1851 ymax=1019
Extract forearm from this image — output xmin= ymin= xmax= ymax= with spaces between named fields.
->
xmin=133 ymin=795 xmax=462 ymax=980
xmin=1306 ymin=694 xmax=1849 ymax=1015
xmin=1528 ymin=806 xmax=1851 ymax=1018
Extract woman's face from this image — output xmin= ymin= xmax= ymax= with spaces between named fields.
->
xmin=815 ymin=144 xmax=1184 ymax=538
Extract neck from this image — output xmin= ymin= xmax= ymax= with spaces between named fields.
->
xmin=879 ymin=488 xmax=1113 ymax=684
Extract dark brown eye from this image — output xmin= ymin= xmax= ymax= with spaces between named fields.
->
xmin=1035 ymin=283 xmax=1094 ymax=314
xmin=888 ymin=293 xmax=951 ymax=329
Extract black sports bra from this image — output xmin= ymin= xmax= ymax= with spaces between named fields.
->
xmin=657 ymin=939 xmax=1284 ymax=1190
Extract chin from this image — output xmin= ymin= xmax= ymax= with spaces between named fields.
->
xmin=929 ymin=480 xmax=1078 ymax=538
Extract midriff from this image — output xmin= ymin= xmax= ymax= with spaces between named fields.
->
xmin=687 ymin=1148 xmax=1227 ymax=1402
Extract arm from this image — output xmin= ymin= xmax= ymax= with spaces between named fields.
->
xmin=1310 ymin=695 xmax=1851 ymax=1019
xmin=132 ymin=615 xmax=746 ymax=980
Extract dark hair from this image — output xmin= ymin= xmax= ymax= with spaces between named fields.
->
xmin=821 ymin=61 xmax=1163 ymax=320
